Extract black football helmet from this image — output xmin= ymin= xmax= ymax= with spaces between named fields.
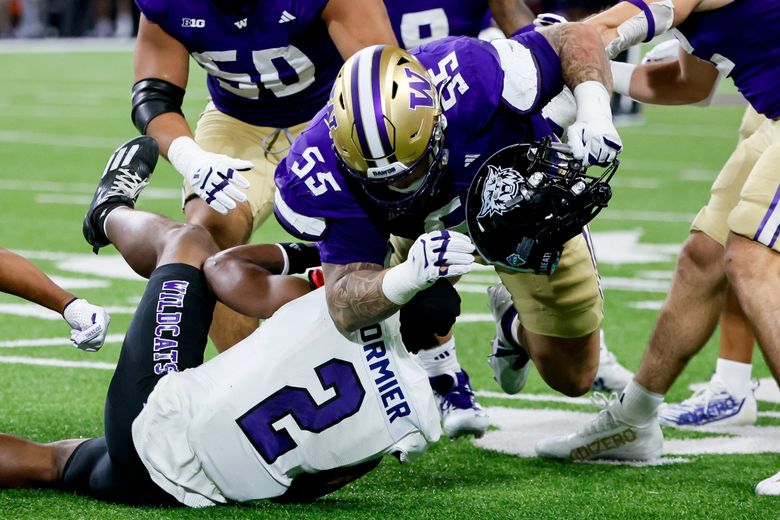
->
xmin=465 ymin=138 xmax=617 ymax=274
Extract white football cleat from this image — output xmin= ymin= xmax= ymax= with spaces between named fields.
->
xmin=658 ymin=374 xmax=757 ymax=427
xmin=756 ymin=469 xmax=780 ymax=496
xmin=429 ymin=370 xmax=489 ymax=439
xmin=592 ymin=333 xmax=634 ymax=393
xmin=487 ymin=284 xmax=530 ymax=394
xmin=535 ymin=394 xmax=663 ymax=462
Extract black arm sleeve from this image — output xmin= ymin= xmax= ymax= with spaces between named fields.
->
xmin=131 ymin=78 xmax=186 ymax=134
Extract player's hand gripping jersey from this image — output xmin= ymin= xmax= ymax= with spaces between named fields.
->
xmin=132 ymin=289 xmax=441 ymax=507
xmin=135 ymin=0 xmax=344 ymax=127
xmin=274 ymin=32 xmax=564 ymax=265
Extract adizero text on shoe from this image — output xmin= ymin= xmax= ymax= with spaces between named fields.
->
xmin=535 ymin=396 xmax=663 ymax=462
xmin=429 ymin=371 xmax=489 ymax=439
xmin=83 ymin=136 xmax=159 ymax=252
xmin=658 ymin=374 xmax=758 ymax=427
xmin=487 ymin=284 xmax=529 ymax=394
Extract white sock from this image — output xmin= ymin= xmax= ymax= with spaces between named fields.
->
xmin=715 ymin=358 xmax=752 ymax=397
xmin=417 ymin=337 xmax=461 ymax=377
xmin=616 ymin=380 xmax=664 ymax=426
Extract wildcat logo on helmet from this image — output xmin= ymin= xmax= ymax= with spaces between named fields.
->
xmin=405 ymin=68 xmax=435 ymax=109
xmin=477 ymin=165 xmax=525 ymax=219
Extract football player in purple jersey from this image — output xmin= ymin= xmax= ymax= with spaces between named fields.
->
xmin=377 ymin=0 xmax=536 ymax=439
xmin=274 ymin=20 xmax=622 ymax=440
xmin=536 ymin=1 xmax=780 ymax=490
xmin=0 ymin=249 xmax=109 ymax=352
xmin=127 ymin=0 xmax=397 ymax=352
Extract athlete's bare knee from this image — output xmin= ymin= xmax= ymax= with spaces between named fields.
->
xmin=159 ymin=224 xmax=218 ymax=267
xmin=724 ymin=235 xmax=761 ymax=286
xmin=184 ymin=198 xmax=252 ymax=250
xmin=547 ymin=372 xmax=594 ymax=397
xmin=678 ymin=232 xmax=723 ymax=277
xmin=535 ymin=353 xmax=596 ymax=397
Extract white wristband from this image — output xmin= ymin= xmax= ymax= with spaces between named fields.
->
xmin=167 ymin=135 xmax=201 ymax=177
xmin=610 ymin=61 xmax=636 ymax=97
xmin=573 ymin=81 xmax=613 ymax=122
xmin=381 ymin=264 xmax=421 ymax=306
xmin=274 ymin=243 xmax=290 ymax=276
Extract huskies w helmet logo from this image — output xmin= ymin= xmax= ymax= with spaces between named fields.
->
xmin=477 ymin=165 xmax=524 ymax=219
xmin=405 ymin=68 xmax=435 ymax=109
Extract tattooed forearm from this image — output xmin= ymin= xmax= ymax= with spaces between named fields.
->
xmin=322 ymin=262 xmax=401 ymax=335
xmin=541 ymin=23 xmax=613 ymax=91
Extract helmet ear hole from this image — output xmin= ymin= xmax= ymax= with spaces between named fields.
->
xmin=391 ymin=81 xmax=399 ymax=98
xmin=338 ymin=93 xmax=345 ymax=110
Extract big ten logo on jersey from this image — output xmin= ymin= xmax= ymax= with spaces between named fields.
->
xmin=182 ymin=18 xmax=205 ymax=28
xmin=427 ymin=52 xmax=469 ymax=111
xmin=191 ymin=46 xmax=315 ymax=99
xmin=359 ymin=324 xmax=413 ymax=424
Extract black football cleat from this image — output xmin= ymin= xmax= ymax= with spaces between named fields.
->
xmin=83 ymin=136 xmax=159 ymax=253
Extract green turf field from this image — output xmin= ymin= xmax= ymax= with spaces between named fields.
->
xmin=0 ymin=44 xmax=778 ymax=519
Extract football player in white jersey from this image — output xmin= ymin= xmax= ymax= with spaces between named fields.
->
xmin=0 ymin=136 xmax=440 ymax=506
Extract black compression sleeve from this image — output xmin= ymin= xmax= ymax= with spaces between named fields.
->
xmin=131 ymin=78 xmax=186 ymax=134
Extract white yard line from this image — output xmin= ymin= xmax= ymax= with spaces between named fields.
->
xmin=0 ymin=38 xmax=134 ymax=54
xmin=0 ymin=130 xmax=125 ymax=148
xmin=0 ymin=334 xmax=125 ymax=348
xmin=0 ymin=355 xmax=116 ymax=370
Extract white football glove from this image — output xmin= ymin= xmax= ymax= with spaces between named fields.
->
xmin=167 ymin=136 xmax=252 ymax=215
xmin=63 ymin=298 xmax=111 ymax=352
xmin=382 ymin=230 xmax=475 ymax=305
xmin=641 ymin=38 xmax=680 ymax=64
xmin=541 ymin=86 xmax=577 ymax=137
xmin=605 ymin=0 xmax=675 ymax=59
xmin=566 ymin=82 xmax=622 ymax=166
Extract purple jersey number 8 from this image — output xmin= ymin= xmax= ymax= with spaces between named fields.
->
xmin=236 ymin=359 xmax=366 ymax=464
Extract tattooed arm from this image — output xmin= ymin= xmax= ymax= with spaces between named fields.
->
xmin=322 ymin=231 xmax=475 ymax=336
xmin=539 ymin=22 xmax=612 ymax=92
xmin=538 ymin=22 xmax=622 ymax=165
xmin=323 ymin=262 xmax=401 ymax=336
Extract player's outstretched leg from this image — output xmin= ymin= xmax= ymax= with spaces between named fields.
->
xmin=83 ymin=136 xmax=218 ymax=277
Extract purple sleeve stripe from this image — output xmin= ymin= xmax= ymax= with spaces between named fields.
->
xmin=754 ymin=184 xmax=780 ymax=245
xmin=624 ymin=0 xmax=655 ymax=42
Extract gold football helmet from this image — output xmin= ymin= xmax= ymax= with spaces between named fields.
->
xmin=328 ymin=45 xmax=448 ymax=216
